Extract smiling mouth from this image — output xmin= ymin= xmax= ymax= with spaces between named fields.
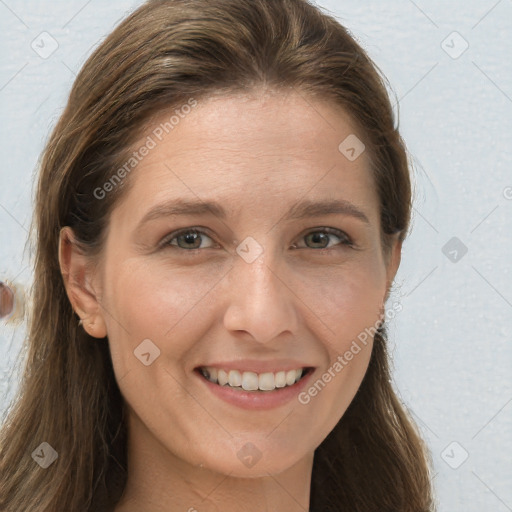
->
xmin=195 ymin=366 xmax=314 ymax=392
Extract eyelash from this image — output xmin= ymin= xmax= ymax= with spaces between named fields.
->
xmin=159 ymin=226 xmax=355 ymax=253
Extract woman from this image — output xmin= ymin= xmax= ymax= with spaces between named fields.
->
xmin=0 ymin=0 xmax=435 ymax=510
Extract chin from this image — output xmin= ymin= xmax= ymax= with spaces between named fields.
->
xmin=202 ymin=438 xmax=306 ymax=478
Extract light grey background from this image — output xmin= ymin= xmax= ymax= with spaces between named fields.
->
xmin=1 ymin=1 xmax=511 ymax=510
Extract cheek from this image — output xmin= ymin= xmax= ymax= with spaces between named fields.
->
xmin=103 ymin=259 xmax=224 ymax=367
xmin=294 ymin=262 xmax=385 ymax=438
xmin=298 ymin=256 xmax=386 ymax=348
xmin=304 ymin=265 xmax=382 ymax=376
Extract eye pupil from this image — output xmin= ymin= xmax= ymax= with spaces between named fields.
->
xmin=180 ymin=232 xmax=201 ymax=248
xmin=307 ymin=232 xmax=329 ymax=248
xmin=165 ymin=228 xmax=350 ymax=252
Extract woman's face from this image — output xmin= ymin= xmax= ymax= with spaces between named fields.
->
xmin=72 ymin=89 xmax=401 ymax=477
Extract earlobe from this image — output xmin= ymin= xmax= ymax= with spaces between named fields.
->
xmin=58 ymin=227 xmax=108 ymax=339
xmin=79 ymin=315 xmax=108 ymax=339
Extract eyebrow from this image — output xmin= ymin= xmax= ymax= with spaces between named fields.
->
xmin=136 ymin=197 xmax=370 ymax=231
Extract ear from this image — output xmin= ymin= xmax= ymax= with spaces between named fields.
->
xmin=383 ymin=234 xmax=402 ymax=304
xmin=58 ymin=226 xmax=108 ymax=339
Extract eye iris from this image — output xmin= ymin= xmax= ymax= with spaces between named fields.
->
xmin=179 ymin=231 xmax=201 ymax=249
xmin=169 ymin=229 xmax=346 ymax=251
xmin=307 ymin=232 xmax=329 ymax=248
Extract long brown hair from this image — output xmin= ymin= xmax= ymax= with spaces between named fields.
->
xmin=0 ymin=1 xmax=435 ymax=510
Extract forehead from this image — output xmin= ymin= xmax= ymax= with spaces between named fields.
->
xmin=110 ymin=90 xmax=378 ymax=226
xmin=151 ymin=89 xmax=366 ymax=161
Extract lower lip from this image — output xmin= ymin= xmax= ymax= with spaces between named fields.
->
xmin=195 ymin=368 xmax=315 ymax=411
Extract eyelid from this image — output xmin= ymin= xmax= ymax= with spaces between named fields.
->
xmin=159 ymin=227 xmax=218 ymax=249
xmin=291 ymin=226 xmax=354 ymax=248
xmin=159 ymin=226 xmax=355 ymax=251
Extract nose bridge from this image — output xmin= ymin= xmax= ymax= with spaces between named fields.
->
xmin=223 ymin=243 xmax=299 ymax=344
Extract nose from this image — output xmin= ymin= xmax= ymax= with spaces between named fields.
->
xmin=222 ymin=251 xmax=299 ymax=345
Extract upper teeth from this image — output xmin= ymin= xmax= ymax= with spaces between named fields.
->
xmin=200 ymin=366 xmax=304 ymax=391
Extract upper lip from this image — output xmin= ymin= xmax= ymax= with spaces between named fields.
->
xmin=195 ymin=359 xmax=315 ymax=374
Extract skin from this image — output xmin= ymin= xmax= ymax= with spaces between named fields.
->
xmin=59 ymin=87 xmax=401 ymax=512
xmin=0 ymin=282 xmax=14 ymax=319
